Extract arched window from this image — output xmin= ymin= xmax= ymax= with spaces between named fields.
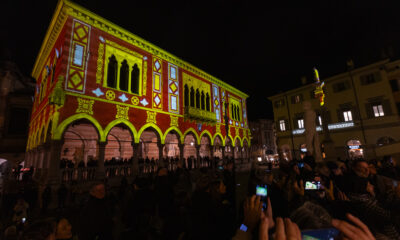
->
xmin=206 ymin=93 xmax=210 ymax=111
xmin=119 ymin=60 xmax=129 ymax=91
xmin=201 ymin=91 xmax=205 ymax=110
xmin=184 ymin=85 xmax=189 ymax=107
xmin=236 ymin=105 xmax=240 ymax=121
xmin=190 ymin=87 xmax=195 ymax=107
xmin=131 ymin=64 xmax=140 ymax=94
xmin=231 ymin=104 xmax=235 ymax=120
xmin=107 ymin=55 xmax=117 ymax=88
xmin=196 ymin=89 xmax=200 ymax=109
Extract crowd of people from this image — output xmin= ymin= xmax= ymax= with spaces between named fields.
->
xmin=1 ymin=153 xmax=399 ymax=239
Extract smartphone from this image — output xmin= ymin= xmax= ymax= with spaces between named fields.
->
xmin=218 ymin=166 xmax=224 ymax=170
xmin=393 ymin=180 xmax=398 ymax=188
xmin=298 ymin=163 xmax=304 ymax=168
xmin=22 ymin=217 xmax=26 ymax=224
xmin=256 ymin=185 xmax=268 ymax=209
xmin=305 ymin=181 xmax=322 ymax=190
xmin=301 ymin=228 xmax=339 ymax=240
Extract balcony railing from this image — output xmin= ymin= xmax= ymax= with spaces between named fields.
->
xmin=184 ymin=106 xmax=216 ymax=122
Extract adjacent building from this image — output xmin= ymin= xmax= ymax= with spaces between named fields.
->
xmin=249 ymin=119 xmax=278 ymax=161
xmin=0 ymin=61 xmax=35 ymax=165
xmin=26 ymin=0 xmax=251 ymax=181
xmin=269 ymin=59 xmax=400 ymax=161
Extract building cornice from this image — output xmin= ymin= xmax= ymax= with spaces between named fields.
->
xmin=268 ymin=59 xmax=391 ymax=101
xmin=32 ymin=0 xmax=248 ymax=99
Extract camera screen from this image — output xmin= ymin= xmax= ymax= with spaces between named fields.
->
xmin=305 ymin=181 xmax=321 ymax=190
xmin=256 ymin=185 xmax=267 ymax=197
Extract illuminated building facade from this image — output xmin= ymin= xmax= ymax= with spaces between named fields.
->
xmin=26 ymin=0 xmax=250 ymax=180
xmin=269 ymin=59 xmax=400 ymax=161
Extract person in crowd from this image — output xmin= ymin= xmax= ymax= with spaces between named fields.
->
xmin=12 ymin=197 xmax=29 ymax=227
xmin=57 ymin=184 xmax=68 ymax=211
xmin=20 ymin=218 xmax=56 ymax=240
xmin=42 ymin=185 xmax=51 ymax=214
xmin=78 ymin=182 xmax=113 ymax=240
xmin=55 ymin=217 xmax=76 ymax=240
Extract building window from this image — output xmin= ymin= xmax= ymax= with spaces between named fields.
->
xmin=130 ymin=64 xmax=140 ymax=94
xmin=190 ymin=87 xmax=195 ymax=107
xmin=195 ymin=89 xmax=200 ymax=109
xmin=389 ymin=79 xmax=400 ymax=92
xmin=297 ymin=119 xmax=304 ymax=129
xmin=184 ymin=85 xmax=189 ymax=107
xmin=206 ymin=93 xmax=210 ymax=111
xmin=279 ymin=120 xmax=286 ymax=131
xmin=201 ymin=91 xmax=205 ymax=110
xmin=318 ymin=115 xmax=322 ymax=126
xmin=333 ymin=81 xmax=350 ymax=93
xmin=107 ymin=55 xmax=117 ymax=88
xmin=373 ymin=104 xmax=384 ymax=117
xmin=274 ymin=99 xmax=285 ymax=108
xmin=343 ymin=110 xmax=353 ymax=121
xmin=360 ymin=72 xmax=380 ymax=85
xmin=119 ymin=60 xmax=129 ymax=91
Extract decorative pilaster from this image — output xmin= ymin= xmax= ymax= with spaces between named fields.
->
xmin=178 ymin=143 xmax=184 ymax=166
xmin=158 ymin=143 xmax=165 ymax=167
xmin=132 ymin=142 xmax=140 ymax=175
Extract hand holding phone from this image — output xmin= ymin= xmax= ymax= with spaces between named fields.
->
xmin=256 ymin=185 xmax=268 ymax=209
xmin=305 ymin=181 xmax=322 ymax=190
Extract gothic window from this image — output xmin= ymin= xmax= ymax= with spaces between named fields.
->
xmin=107 ymin=55 xmax=117 ymax=88
xmin=131 ymin=64 xmax=140 ymax=94
xmin=201 ymin=91 xmax=205 ymax=110
xmin=206 ymin=93 xmax=210 ymax=111
xmin=119 ymin=60 xmax=129 ymax=91
xmin=190 ymin=87 xmax=195 ymax=107
xmin=196 ymin=89 xmax=200 ymax=109
xmin=236 ymin=105 xmax=240 ymax=121
xmin=184 ymin=85 xmax=189 ymax=107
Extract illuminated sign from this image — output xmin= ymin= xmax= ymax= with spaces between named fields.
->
xmin=292 ymin=122 xmax=354 ymax=135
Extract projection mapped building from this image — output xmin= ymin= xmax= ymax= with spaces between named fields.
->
xmin=26 ymin=0 xmax=250 ymax=180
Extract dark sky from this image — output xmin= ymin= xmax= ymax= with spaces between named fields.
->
xmin=1 ymin=1 xmax=400 ymax=120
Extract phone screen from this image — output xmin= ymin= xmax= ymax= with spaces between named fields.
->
xmin=393 ymin=180 xmax=398 ymax=188
xmin=305 ymin=181 xmax=321 ymax=190
xmin=298 ymin=163 xmax=304 ymax=168
xmin=256 ymin=185 xmax=268 ymax=209
xmin=22 ymin=217 xmax=26 ymax=223
xmin=301 ymin=228 xmax=339 ymax=240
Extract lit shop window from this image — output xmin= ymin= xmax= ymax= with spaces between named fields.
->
xmin=297 ymin=119 xmax=304 ymax=129
xmin=279 ymin=120 xmax=286 ymax=131
xmin=373 ymin=104 xmax=384 ymax=117
xmin=343 ymin=110 xmax=353 ymax=122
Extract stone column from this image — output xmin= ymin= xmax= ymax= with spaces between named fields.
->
xmin=47 ymin=140 xmax=64 ymax=185
xmin=195 ymin=144 xmax=201 ymax=168
xmin=96 ymin=141 xmax=106 ymax=180
xmin=178 ymin=143 xmax=184 ymax=166
xmin=132 ymin=142 xmax=140 ymax=175
xmin=158 ymin=143 xmax=165 ymax=167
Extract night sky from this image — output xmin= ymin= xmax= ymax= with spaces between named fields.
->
xmin=1 ymin=1 xmax=400 ymax=120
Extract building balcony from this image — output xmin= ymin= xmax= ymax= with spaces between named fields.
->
xmin=184 ymin=106 xmax=217 ymax=123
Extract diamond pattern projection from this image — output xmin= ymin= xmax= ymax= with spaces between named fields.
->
xmin=214 ymin=99 xmax=219 ymax=106
xmin=92 ymin=88 xmax=104 ymax=97
xmin=140 ymin=98 xmax=148 ymax=106
xmin=154 ymin=95 xmax=161 ymax=106
xmin=119 ymin=94 xmax=128 ymax=102
xmin=169 ymin=82 xmax=178 ymax=93
xmin=154 ymin=60 xmax=161 ymax=71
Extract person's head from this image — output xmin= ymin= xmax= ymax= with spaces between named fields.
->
xmin=315 ymin=163 xmax=330 ymax=177
xmin=368 ymin=163 xmax=377 ymax=175
xmin=89 ymin=182 xmax=105 ymax=199
xmin=157 ymin=167 xmax=168 ymax=177
xmin=352 ymin=159 xmax=369 ymax=178
xmin=21 ymin=218 xmax=56 ymax=240
xmin=326 ymin=161 xmax=342 ymax=176
xmin=55 ymin=218 xmax=72 ymax=240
